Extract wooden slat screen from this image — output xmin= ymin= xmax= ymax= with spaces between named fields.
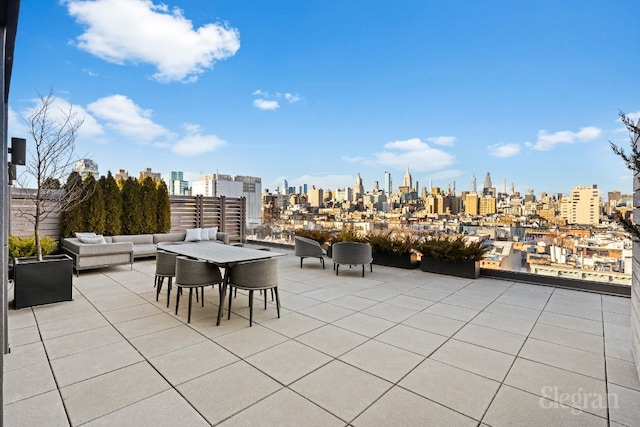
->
xmin=10 ymin=191 xmax=247 ymax=243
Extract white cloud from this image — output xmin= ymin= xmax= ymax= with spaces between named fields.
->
xmin=66 ymin=0 xmax=240 ymax=83
xmin=365 ymin=138 xmax=455 ymax=172
xmin=87 ymin=94 xmax=170 ymax=142
xmin=252 ymin=89 xmax=300 ymax=109
xmin=426 ymin=136 xmax=456 ymax=146
xmin=428 ymin=169 xmax=464 ymax=182
xmin=284 ymin=93 xmax=300 ymax=103
xmin=488 ymin=143 xmax=520 ymax=158
xmin=342 ymin=155 xmax=363 ymax=163
xmin=526 ymin=126 xmax=602 ymax=151
xmin=627 ymin=111 xmax=640 ymax=122
xmin=19 ymin=95 xmax=104 ymax=142
xmin=253 ymin=99 xmax=280 ymax=110
xmin=172 ymin=133 xmax=226 ymax=156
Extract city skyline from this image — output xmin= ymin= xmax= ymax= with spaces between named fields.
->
xmin=7 ymin=1 xmax=639 ymax=196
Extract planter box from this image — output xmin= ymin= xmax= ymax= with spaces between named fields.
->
xmin=372 ymin=252 xmax=419 ymax=269
xmin=419 ymin=256 xmax=480 ymax=279
xmin=13 ymin=254 xmax=73 ymax=309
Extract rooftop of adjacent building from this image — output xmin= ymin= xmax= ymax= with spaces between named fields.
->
xmin=3 ymin=244 xmax=638 ymax=426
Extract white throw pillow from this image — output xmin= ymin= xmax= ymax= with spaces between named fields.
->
xmin=185 ymin=228 xmax=202 ymax=242
xmin=75 ymin=232 xmax=96 ymax=238
xmin=78 ymin=235 xmax=106 ymax=244
xmin=200 ymin=228 xmax=210 ymax=241
xmin=208 ymin=227 xmax=219 ymax=240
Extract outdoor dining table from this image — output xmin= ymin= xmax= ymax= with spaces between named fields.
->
xmin=159 ymin=242 xmax=284 ymax=325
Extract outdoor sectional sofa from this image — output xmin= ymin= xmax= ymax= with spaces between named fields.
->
xmin=62 ymin=228 xmax=230 ymax=275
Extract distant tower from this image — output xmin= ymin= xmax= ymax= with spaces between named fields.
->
xmin=403 ymin=167 xmax=412 ymax=189
xmin=510 ymin=182 xmax=515 ymax=196
xmin=354 ymin=173 xmax=364 ymax=198
xmin=281 ymin=178 xmax=288 ymax=195
xmin=483 ymin=172 xmax=492 ymax=190
xmin=502 ymin=178 xmax=507 ymax=194
xmin=384 ymin=171 xmax=392 ymax=194
xmin=470 ymin=174 xmax=477 ymax=193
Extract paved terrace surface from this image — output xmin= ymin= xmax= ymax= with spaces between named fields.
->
xmin=3 ymin=244 xmax=640 ymax=426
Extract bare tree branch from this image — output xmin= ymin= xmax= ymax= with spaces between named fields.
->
xmin=13 ymin=88 xmax=92 ymax=260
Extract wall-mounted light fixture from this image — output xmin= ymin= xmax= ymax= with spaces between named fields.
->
xmin=9 ymin=137 xmax=25 ymax=165
xmin=8 ymin=137 xmax=26 ymax=184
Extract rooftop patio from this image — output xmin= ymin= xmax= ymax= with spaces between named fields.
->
xmin=3 ymin=244 xmax=639 ymax=426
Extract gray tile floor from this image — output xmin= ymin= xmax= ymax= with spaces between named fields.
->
xmin=4 ymin=245 xmax=639 ymax=426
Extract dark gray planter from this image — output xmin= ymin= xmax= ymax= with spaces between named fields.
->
xmin=13 ymin=254 xmax=73 ymax=309
xmin=419 ymin=256 xmax=480 ymax=279
xmin=372 ymin=252 xmax=419 ymax=269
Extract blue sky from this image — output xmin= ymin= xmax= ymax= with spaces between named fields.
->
xmin=9 ymin=0 xmax=639 ymax=197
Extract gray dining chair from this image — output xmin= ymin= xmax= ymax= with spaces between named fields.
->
xmin=294 ymin=236 xmax=326 ymax=269
xmin=227 ymin=258 xmax=280 ymax=326
xmin=174 ymin=256 xmax=223 ymax=323
xmin=155 ymin=250 xmax=177 ymax=307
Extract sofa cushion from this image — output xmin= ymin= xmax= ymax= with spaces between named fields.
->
xmin=153 ymin=232 xmax=187 ymax=244
xmin=112 ymin=234 xmax=154 ymax=245
xmin=63 ymin=238 xmax=133 ymax=256
xmin=78 ymin=235 xmax=107 ymax=244
xmin=205 ymin=227 xmax=219 ymax=240
xmin=133 ymin=244 xmax=157 ymax=258
xmin=185 ymin=228 xmax=203 ymax=242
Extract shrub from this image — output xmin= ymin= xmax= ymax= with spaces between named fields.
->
xmin=294 ymin=229 xmax=332 ymax=245
xmin=156 ymin=180 xmax=171 ymax=233
xmin=417 ymin=235 xmax=489 ymax=262
xmin=101 ymin=172 xmax=123 ymax=236
xmin=9 ymin=235 xmax=57 ymax=259
xmin=329 ymin=227 xmax=367 ymax=243
xmin=366 ymin=230 xmax=418 ymax=255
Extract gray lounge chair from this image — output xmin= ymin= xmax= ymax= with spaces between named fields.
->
xmin=294 ymin=236 xmax=326 ymax=269
xmin=332 ymin=242 xmax=373 ymax=277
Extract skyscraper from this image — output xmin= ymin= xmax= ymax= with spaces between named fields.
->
xmin=354 ymin=173 xmax=364 ymax=199
xmin=403 ymin=167 xmax=412 ymax=189
xmin=470 ymin=174 xmax=477 ymax=193
xmin=281 ymin=178 xmax=288 ymax=195
xmin=567 ymin=185 xmax=601 ymax=225
xmin=170 ymin=171 xmax=189 ymax=196
xmin=483 ymin=172 xmax=492 ymax=190
xmin=384 ymin=171 xmax=392 ymax=194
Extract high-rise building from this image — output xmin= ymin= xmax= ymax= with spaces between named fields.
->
xmin=308 ymin=186 xmax=324 ymax=208
xmin=483 ymin=172 xmax=492 ymax=190
xmin=482 ymin=172 xmax=495 ymax=197
xmin=566 ymin=185 xmax=601 ymax=225
xmin=334 ymin=187 xmax=352 ymax=202
xmin=170 ymin=171 xmax=189 ymax=196
xmin=479 ymin=196 xmax=497 ymax=216
xmin=465 ymin=192 xmax=479 ymax=216
xmin=75 ymin=159 xmax=98 ymax=179
xmin=140 ymin=167 xmax=161 ymax=180
xmin=191 ymin=173 xmax=262 ymax=227
xmin=281 ymin=179 xmax=288 ymax=195
xmin=403 ymin=167 xmax=412 ymax=189
xmin=354 ymin=173 xmax=364 ymax=200
xmin=470 ymin=174 xmax=477 ymax=193
xmin=384 ymin=171 xmax=392 ymax=194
